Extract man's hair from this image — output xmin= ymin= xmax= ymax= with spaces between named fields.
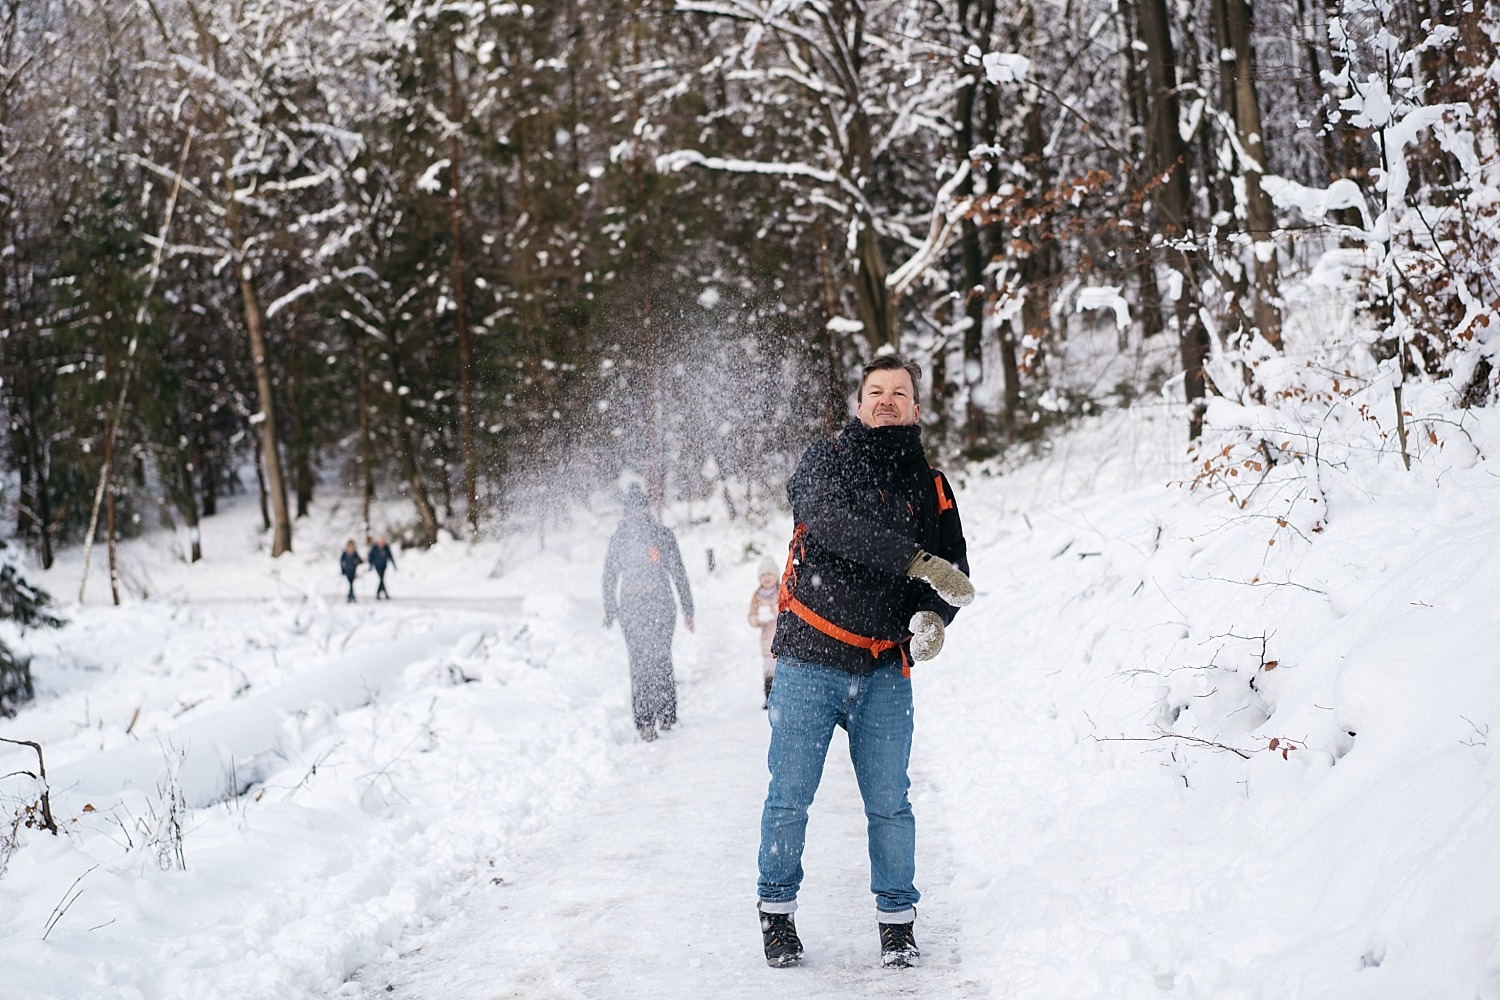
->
xmin=858 ymin=353 xmax=923 ymax=405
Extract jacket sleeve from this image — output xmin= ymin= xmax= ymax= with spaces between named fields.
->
xmin=601 ymin=534 xmax=620 ymax=619
xmin=914 ymin=469 xmax=970 ymax=624
xmin=663 ymin=530 xmax=694 ymax=621
xmin=387 ymin=548 xmax=396 ymax=570
xmin=788 ymin=440 xmax=922 ymax=576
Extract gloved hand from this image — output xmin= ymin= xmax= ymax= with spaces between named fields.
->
xmin=907 ymin=550 xmax=975 ymax=607
xmin=909 ymin=610 xmax=945 ymax=661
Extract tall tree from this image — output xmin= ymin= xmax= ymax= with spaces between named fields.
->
xmin=1134 ymin=0 xmax=1212 ymax=438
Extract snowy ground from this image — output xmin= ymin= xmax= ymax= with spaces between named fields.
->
xmin=3 ymin=386 xmax=1500 ymax=999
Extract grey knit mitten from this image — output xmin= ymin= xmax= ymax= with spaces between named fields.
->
xmin=909 ymin=611 xmax=946 ymax=661
xmin=906 ymin=550 xmax=974 ymax=607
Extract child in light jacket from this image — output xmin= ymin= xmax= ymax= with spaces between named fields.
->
xmin=747 ymin=556 xmax=780 ymax=708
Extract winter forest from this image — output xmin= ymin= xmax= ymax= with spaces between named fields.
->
xmin=2 ymin=0 xmax=1500 ymax=996
xmin=2 ymin=0 xmax=1494 ymax=566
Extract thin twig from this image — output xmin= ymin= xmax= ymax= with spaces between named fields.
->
xmin=43 ymin=865 xmax=99 ymax=940
xmin=1093 ymin=732 xmax=1253 ymax=759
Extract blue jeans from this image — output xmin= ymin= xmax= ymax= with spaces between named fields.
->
xmin=757 ymin=654 xmax=919 ymax=914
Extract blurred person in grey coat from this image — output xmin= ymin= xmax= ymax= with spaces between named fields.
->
xmin=367 ymin=536 xmax=396 ymax=600
xmin=602 ymin=484 xmax=695 ymax=741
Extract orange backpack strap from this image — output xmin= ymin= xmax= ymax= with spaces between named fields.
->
xmin=784 ymin=595 xmax=912 ymax=676
xmin=932 ymin=468 xmax=954 ymax=513
xmin=777 ymin=522 xmax=912 ymax=676
xmin=776 ymin=523 xmax=808 ymax=614
xmin=774 ymin=524 xmax=912 ymax=680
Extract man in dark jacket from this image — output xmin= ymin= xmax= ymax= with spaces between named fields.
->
xmin=367 ymin=536 xmax=396 ymax=600
xmin=339 ymin=540 xmax=362 ymax=603
xmin=756 ymin=353 xmax=973 ymax=970
xmin=602 ymin=484 xmax=695 ymax=742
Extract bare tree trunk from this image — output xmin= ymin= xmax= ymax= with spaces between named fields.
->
xmin=252 ymin=431 xmax=271 ymax=531
xmin=1120 ymin=0 xmax=1166 ymax=340
xmin=222 ymin=178 xmax=293 ymax=555
xmin=817 ymin=226 xmax=849 ymax=435
xmin=642 ymin=259 xmax=666 ymax=509
xmin=173 ymin=1 xmax=290 ymax=544
xmin=37 ymin=440 xmax=53 ymax=568
xmin=1015 ymin=13 xmax=1060 ymax=386
xmin=1136 ymin=264 xmax=1165 ymax=341
xmin=0 ymin=6 xmax=50 ymax=568
xmin=79 ymin=355 xmax=131 ymax=602
xmin=198 ymin=420 xmax=218 ymax=518
xmin=1222 ymin=0 xmax=1283 ymax=349
xmin=1176 ymin=260 xmax=1213 ymax=439
xmin=9 ymin=387 xmax=54 ymax=568
xmin=447 ymin=38 xmax=479 ymax=538
xmin=845 ymin=109 xmax=898 ymax=353
xmin=179 ymin=456 xmax=202 ymax=562
xmin=356 ymin=329 xmax=374 ymax=541
xmin=388 ymin=327 xmax=440 ymax=543
xmin=955 ymin=66 xmax=991 ymax=449
xmin=106 ymin=451 xmax=120 ymax=606
xmin=976 ymin=86 xmax=1023 ymax=431
xmin=396 ymin=420 xmax=440 ymax=543
xmin=928 ymin=341 xmax=949 ymax=439
xmin=851 ymin=220 xmax=896 ymax=352
xmin=1136 ymin=0 xmax=1208 ymax=437
xmin=235 ymin=258 xmax=293 ymax=556
xmin=285 ymin=323 xmax=314 ymax=519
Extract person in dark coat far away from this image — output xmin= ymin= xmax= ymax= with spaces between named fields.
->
xmin=368 ymin=536 xmax=396 ymax=600
xmin=602 ymin=483 xmax=695 ymax=742
xmin=339 ymin=540 xmax=362 ymax=603
xmin=755 ymin=353 xmax=973 ymax=972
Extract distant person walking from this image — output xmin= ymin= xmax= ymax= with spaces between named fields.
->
xmin=756 ymin=353 xmax=973 ymax=970
xmin=747 ymin=556 xmax=780 ymax=708
xmin=339 ymin=540 xmax=362 ymax=603
xmin=602 ymin=483 xmax=695 ymax=742
xmin=368 ymin=536 xmax=396 ymax=600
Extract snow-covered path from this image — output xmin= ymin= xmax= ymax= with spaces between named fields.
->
xmin=351 ymin=587 xmax=986 ymax=999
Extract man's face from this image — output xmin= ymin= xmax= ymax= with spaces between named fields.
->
xmin=856 ymin=368 xmax=920 ymax=428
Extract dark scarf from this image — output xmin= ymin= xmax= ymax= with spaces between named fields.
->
xmin=837 ymin=419 xmax=927 ymax=468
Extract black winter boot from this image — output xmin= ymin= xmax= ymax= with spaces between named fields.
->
xmin=879 ymin=919 xmax=919 ymax=968
xmin=758 ymin=905 xmax=804 ymax=967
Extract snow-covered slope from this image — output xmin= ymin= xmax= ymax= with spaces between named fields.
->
xmin=2 ymin=393 xmax=1499 ymax=999
xmin=927 ymin=401 xmax=1500 ymax=999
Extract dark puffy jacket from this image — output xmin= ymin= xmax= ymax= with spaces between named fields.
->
xmin=602 ymin=515 xmax=694 ymax=625
xmin=771 ymin=419 xmax=968 ymax=674
xmin=339 ymin=550 xmax=362 ymax=579
xmin=368 ymin=543 xmax=395 ymax=573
